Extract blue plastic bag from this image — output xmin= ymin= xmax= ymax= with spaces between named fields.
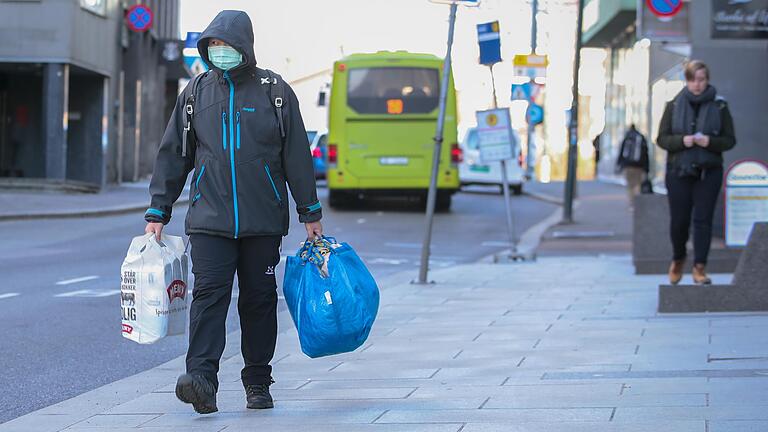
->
xmin=283 ymin=237 xmax=380 ymax=358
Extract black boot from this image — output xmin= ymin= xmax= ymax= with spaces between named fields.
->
xmin=175 ymin=374 xmax=218 ymax=414
xmin=245 ymin=383 xmax=274 ymax=409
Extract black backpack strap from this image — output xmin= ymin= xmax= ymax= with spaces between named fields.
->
xmin=182 ymin=71 xmax=208 ymax=158
xmin=266 ymin=69 xmax=286 ymax=140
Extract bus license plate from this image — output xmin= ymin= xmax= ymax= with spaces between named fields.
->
xmin=379 ymin=157 xmax=409 ymax=166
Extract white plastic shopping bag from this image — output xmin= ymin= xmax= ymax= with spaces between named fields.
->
xmin=120 ymin=233 xmax=189 ymax=344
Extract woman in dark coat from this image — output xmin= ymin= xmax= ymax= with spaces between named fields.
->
xmin=657 ymin=60 xmax=736 ymax=285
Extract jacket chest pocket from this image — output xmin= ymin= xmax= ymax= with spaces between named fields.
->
xmin=235 ymin=103 xmax=280 ymax=158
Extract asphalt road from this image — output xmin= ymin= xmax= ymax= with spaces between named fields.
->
xmin=0 ymin=185 xmax=556 ymax=424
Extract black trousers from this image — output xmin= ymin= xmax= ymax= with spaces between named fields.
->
xmin=665 ymin=166 xmax=723 ymax=265
xmin=187 ymin=234 xmax=281 ymax=390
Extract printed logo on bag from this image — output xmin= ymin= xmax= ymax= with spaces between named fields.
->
xmin=121 ymin=323 xmax=133 ymax=334
xmin=265 ymin=266 xmax=275 ymax=275
xmin=166 ymin=280 xmax=187 ymax=301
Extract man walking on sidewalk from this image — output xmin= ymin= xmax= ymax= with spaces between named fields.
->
xmin=144 ymin=10 xmax=323 ymax=414
xmin=615 ymin=124 xmax=649 ymax=208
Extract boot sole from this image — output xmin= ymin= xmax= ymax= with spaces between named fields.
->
xmin=247 ymin=400 xmax=274 ymax=410
xmin=175 ymin=374 xmax=218 ymax=414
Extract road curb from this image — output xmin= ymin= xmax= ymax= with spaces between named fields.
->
xmin=0 ymin=199 xmax=190 ymax=222
xmin=522 ymin=189 xmax=564 ymax=206
xmin=482 ymin=200 xmax=581 ymax=263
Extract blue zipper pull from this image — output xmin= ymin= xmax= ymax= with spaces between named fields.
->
xmin=221 ymin=111 xmax=227 ymax=150
xmin=236 ymin=111 xmax=241 ymax=150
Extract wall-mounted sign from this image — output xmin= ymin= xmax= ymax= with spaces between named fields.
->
xmin=639 ymin=1 xmax=690 ymax=43
xmin=646 ymin=0 xmax=682 ymax=18
xmin=712 ymin=0 xmax=768 ymax=39
xmin=125 ymin=4 xmax=153 ymax=33
xmin=725 ymin=160 xmax=768 ymax=247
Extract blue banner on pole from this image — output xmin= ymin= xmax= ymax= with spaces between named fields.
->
xmin=477 ymin=21 xmax=501 ymax=65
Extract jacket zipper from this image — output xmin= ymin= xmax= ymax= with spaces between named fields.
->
xmin=224 ymin=71 xmax=239 ymax=238
xmin=193 ymin=164 xmax=206 ymax=203
xmin=264 ymin=163 xmax=282 ymax=204
xmin=236 ymin=111 xmax=241 ymax=150
xmin=221 ymin=111 xmax=227 ymax=150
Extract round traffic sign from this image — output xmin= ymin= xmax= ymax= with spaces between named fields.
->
xmin=646 ymin=0 xmax=682 ymax=18
xmin=126 ymin=4 xmax=153 ymax=33
xmin=527 ymin=104 xmax=544 ymax=125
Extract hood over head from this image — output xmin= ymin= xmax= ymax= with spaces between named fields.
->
xmin=198 ymin=10 xmax=256 ymax=72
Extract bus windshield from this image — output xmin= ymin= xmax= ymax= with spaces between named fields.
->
xmin=347 ymin=67 xmax=439 ymax=115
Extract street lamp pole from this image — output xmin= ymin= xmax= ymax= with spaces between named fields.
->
xmin=563 ymin=0 xmax=585 ymax=223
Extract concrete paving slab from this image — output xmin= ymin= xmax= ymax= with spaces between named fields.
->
xmin=376 ymin=407 xmax=613 ymax=423
xmin=461 ymin=420 xmax=705 ymax=432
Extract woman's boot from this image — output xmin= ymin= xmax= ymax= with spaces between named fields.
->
xmin=692 ymin=264 xmax=712 ymax=285
xmin=668 ymin=260 xmax=685 ymax=285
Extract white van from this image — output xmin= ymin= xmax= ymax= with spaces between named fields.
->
xmin=459 ymin=127 xmax=526 ymax=195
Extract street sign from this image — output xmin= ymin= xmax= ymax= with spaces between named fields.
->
xmin=475 ymin=108 xmax=516 ymax=163
xmin=185 ymin=32 xmax=201 ymax=49
xmin=183 ymin=31 xmax=208 ymax=74
xmin=646 ymin=0 xmax=682 ymax=18
xmin=527 ymin=103 xmax=544 ymax=125
xmin=513 ymin=54 xmax=548 ymax=78
xmin=511 ymin=81 xmax=539 ymax=101
xmin=477 ymin=21 xmax=501 ymax=65
xmin=186 ymin=57 xmax=208 ymax=75
xmin=125 ymin=4 xmax=153 ymax=33
xmin=725 ymin=160 xmax=768 ymax=247
xmin=639 ymin=0 xmax=689 ymax=43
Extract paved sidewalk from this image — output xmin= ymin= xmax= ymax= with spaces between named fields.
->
xmin=0 ymin=180 xmax=188 ymax=221
xmin=533 ymin=181 xmax=633 ymax=256
xmin=3 ymin=253 xmax=766 ymax=432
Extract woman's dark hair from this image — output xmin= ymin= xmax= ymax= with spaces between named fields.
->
xmin=684 ymin=60 xmax=709 ymax=81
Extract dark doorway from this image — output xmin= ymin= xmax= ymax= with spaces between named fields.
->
xmin=67 ymin=67 xmax=106 ymax=185
xmin=0 ymin=64 xmax=44 ymax=178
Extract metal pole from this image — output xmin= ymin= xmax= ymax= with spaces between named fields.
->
xmin=563 ymin=0 xmax=585 ymax=223
xmin=490 ymin=65 xmax=517 ymax=253
xmin=525 ymin=0 xmax=538 ymax=179
xmin=417 ymin=2 xmax=458 ymax=284
xmin=117 ymin=71 xmax=124 ymax=184
xmin=133 ymin=79 xmax=142 ymax=182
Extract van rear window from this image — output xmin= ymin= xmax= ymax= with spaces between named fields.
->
xmin=347 ymin=67 xmax=440 ymax=114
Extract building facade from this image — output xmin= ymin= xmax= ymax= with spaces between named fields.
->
xmin=0 ymin=0 xmax=187 ymax=188
xmin=582 ymin=0 xmax=768 ymax=233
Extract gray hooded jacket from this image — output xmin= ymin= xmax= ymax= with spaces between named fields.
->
xmin=145 ymin=10 xmax=321 ymax=238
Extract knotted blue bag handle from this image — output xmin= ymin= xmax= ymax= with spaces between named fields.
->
xmin=297 ymin=236 xmax=339 ymax=267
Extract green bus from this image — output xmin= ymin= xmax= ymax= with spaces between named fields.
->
xmin=326 ymin=51 xmax=461 ymax=210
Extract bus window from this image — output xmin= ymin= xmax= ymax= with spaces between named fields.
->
xmin=347 ymin=67 xmax=439 ymax=114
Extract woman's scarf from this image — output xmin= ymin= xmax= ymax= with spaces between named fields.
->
xmin=671 ymin=85 xmax=722 ymax=136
